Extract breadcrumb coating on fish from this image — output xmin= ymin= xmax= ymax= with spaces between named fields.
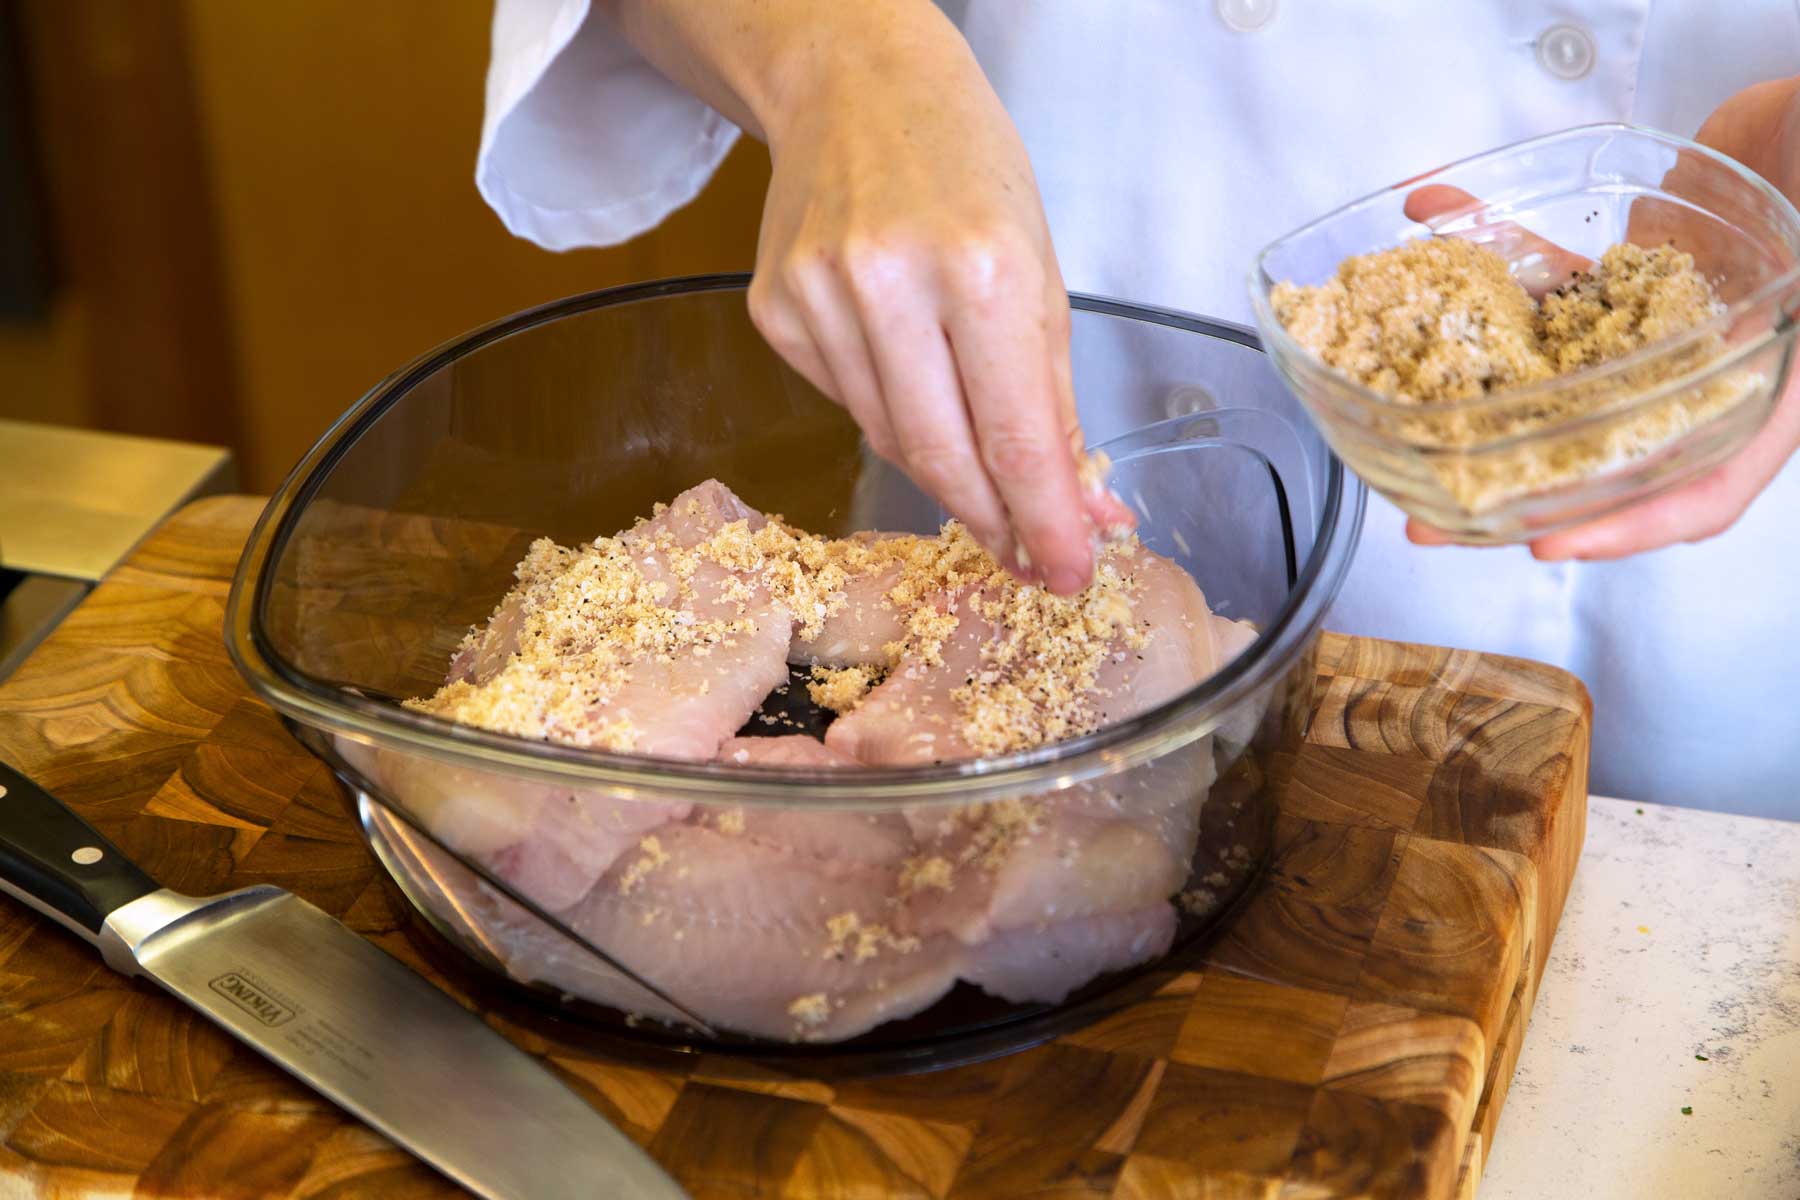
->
xmin=821 ymin=911 xmax=921 ymax=963
xmin=900 ymin=855 xmax=955 ymax=895
xmin=807 ymin=665 xmax=883 ymax=714
xmin=414 ymin=488 xmax=1167 ymax=760
xmin=616 ymin=835 xmax=669 ymax=895
xmin=787 ymin=992 xmax=831 ymax=1028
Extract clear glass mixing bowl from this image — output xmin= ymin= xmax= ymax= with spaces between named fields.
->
xmin=225 ymin=276 xmax=1364 ymax=1072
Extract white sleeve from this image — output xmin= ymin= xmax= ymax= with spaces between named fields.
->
xmin=476 ymin=0 xmax=743 ymax=251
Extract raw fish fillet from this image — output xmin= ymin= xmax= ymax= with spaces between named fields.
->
xmin=1211 ymin=614 xmax=1259 ymax=666
xmin=566 ymin=823 xmax=965 ymax=1041
xmin=355 ymin=480 xmax=793 ymax=909
xmin=1207 ymin=614 xmax=1267 ymax=753
xmin=789 ymin=562 xmax=906 ymax=668
xmin=447 ymin=591 xmax=526 ymax=684
xmin=823 ymin=595 xmax=989 ymax=765
xmin=372 ymin=484 xmax=1256 ymax=1040
xmin=828 ymin=542 xmax=1221 ymax=767
xmin=900 ymin=768 xmax=1209 ymax=945
xmin=711 ymin=736 xmax=914 ymax=867
xmin=335 ymin=739 xmax=686 ymax=911
xmin=1087 ymin=543 xmax=1223 ymax=720
xmin=958 ymin=904 xmax=1178 ymax=1005
xmin=438 ymin=479 xmax=794 ymax=762
xmin=716 ymin=734 xmax=862 ymax=768
xmin=378 ymin=829 xmax=686 ymax=1024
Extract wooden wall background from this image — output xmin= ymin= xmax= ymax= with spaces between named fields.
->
xmin=0 ymin=0 xmax=770 ymax=490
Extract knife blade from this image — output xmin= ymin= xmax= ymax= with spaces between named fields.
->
xmin=0 ymin=760 xmax=687 ymax=1200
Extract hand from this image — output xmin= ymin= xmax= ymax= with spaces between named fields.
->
xmin=743 ymin=14 xmax=1132 ymax=592
xmin=599 ymin=0 xmax=1131 ymax=591
xmin=1403 ymin=78 xmax=1800 ymax=561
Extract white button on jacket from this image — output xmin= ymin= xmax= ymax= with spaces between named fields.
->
xmin=1537 ymin=23 xmax=1598 ymax=79
xmin=476 ymin=1 xmax=1800 ymax=816
xmin=1216 ymin=0 xmax=1279 ymax=34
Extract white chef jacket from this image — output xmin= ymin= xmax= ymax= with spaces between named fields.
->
xmin=476 ymin=1 xmax=1800 ymax=817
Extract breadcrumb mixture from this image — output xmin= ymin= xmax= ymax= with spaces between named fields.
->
xmin=899 ymin=855 xmax=955 ymax=895
xmin=787 ymin=992 xmax=831 ymax=1029
xmin=1273 ymin=238 xmax=1752 ymax=513
xmin=1274 ymin=237 xmax=1555 ymax=403
xmin=821 ymin=911 xmax=920 ymax=963
xmin=616 ymin=835 xmax=669 ymax=895
xmin=413 ymin=501 xmax=1156 ymax=758
xmin=1272 ymin=240 xmax=1721 ymax=404
xmin=807 ymin=664 xmax=882 ymax=714
xmin=947 ymin=798 xmax=1046 ymax=870
xmin=1540 ymin=243 xmax=1730 ymax=372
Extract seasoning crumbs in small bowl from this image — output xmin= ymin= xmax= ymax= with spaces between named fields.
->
xmin=1249 ymin=123 xmax=1800 ymax=542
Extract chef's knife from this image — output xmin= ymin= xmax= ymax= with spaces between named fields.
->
xmin=0 ymin=761 xmax=686 ymax=1200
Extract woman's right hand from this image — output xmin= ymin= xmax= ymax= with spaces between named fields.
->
xmin=739 ymin=8 xmax=1132 ymax=592
xmin=602 ymin=0 xmax=1131 ymax=589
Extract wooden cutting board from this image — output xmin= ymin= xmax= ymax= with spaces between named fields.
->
xmin=0 ymin=496 xmax=1587 ymax=1199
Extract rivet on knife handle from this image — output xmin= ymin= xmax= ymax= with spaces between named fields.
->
xmin=0 ymin=761 xmax=158 ymax=944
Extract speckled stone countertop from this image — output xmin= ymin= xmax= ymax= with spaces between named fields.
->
xmin=1482 ymin=796 xmax=1800 ymax=1198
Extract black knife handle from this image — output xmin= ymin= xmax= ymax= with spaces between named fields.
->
xmin=0 ymin=762 xmax=158 ymax=938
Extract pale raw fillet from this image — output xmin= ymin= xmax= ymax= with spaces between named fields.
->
xmin=829 ymin=543 xmax=1220 ymax=768
xmin=596 ymin=557 xmax=793 ymax=760
xmin=1087 ymin=543 xmax=1221 ymax=720
xmin=789 ymin=562 xmax=906 ymax=668
xmin=610 ymin=477 xmax=768 ymax=551
xmin=816 ymin=546 xmax=1212 ymax=772
xmin=335 ymin=739 xmax=686 ymax=911
xmin=903 ymin=811 xmax=1184 ymax=941
xmin=434 ymin=479 xmax=794 ymax=762
xmin=710 ymin=736 xmax=914 ymax=867
xmin=580 ymin=479 xmax=792 ymax=760
xmin=823 ymin=599 xmax=990 ymax=766
xmin=957 ymin=904 xmax=1178 ymax=1005
xmin=481 ymin=799 xmax=675 ymax=912
xmin=1207 ymin=615 xmax=1266 ymax=754
xmin=717 ymin=734 xmax=863 ymax=768
xmin=448 ymin=590 xmax=526 ymax=684
xmin=900 ymin=759 xmax=1210 ymax=944
xmin=380 ymin=833 xmax=689 ymax=1025
xmin=1211 ymin=614 xmax=1258 ymax=668
xmin=566 ymin=823 xmax=965 ymax=1041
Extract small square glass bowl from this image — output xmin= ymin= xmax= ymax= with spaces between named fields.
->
xmin=1248 ymin=123 xmax=1800 ymax=542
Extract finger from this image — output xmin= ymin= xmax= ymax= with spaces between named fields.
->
xmin=747 ymin=274 xmax=844 ymax=411
xmin=944 ymin=282 xmax=1095 ymax=594
xmin=840 ymin=264 xmax=1020 ymax=565
xmin=1404 ymin=518 xmax=1463 ymax=546
xmin=1041 ymin=271 xmax=1137 ymax=538
xmin=1402 ymin=183 xmax=1485 ymax=226
xmin=782 ymin=259 xmax=904 ymax=465
xmin=1530 ymin=377 xmax=1800 ymax=560
xmin=1405 ymin=184 xmax=1591 ymax=297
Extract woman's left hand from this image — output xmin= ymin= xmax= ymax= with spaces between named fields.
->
xmin=1408 ymin=75 xmax=1800 ymax=561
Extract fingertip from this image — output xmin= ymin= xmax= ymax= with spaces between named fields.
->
xmin=1405 ymin=518 xmax=1456 ymax=546
xmin=1086 ymin=489 xmax=1137 ymax=536
xmin=1403 ymin=184 xmax=1483 ymax=226
xmin=998 ymin=537 xmax=1041 ymax=585
xmin=1529 ymin=537 xmax=1576 ymax=562
xmin=1025 ymin=527 xmax=1093 ymax=595
xmin=1045 ymin=562 xmax=1090 ymax=595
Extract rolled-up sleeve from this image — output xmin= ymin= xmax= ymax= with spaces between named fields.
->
xmin=477 ymin=0 xmax=743 ymax=250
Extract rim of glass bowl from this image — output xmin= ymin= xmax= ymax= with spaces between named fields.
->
xmin=1247 ymin=122 xmax=1800 ymax=420
xmin=226 ymin=275 xmax=1366 ymax=808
